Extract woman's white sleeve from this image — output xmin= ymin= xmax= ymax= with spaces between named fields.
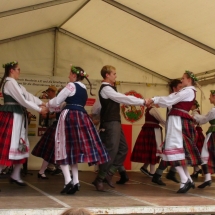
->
xmin=5 ymin=81 xmax=41 ymax=112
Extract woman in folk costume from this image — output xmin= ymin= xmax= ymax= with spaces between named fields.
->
xmin=190 ymin=100 xmax=205 ymax=178
xmin=193 ymin=90 xmax=215 ymax=188
xmin=46 ymin=66 xmax=109 ymax=195
xmin=147 ymin=71 xmax=202 ymax=193
xmin=31 ymin=88 xmax=63 ymax=179
xmin=131 ymin=104 xmax=165 ymax=176
xmin=0 ymin=61 xmax=48 ymax=186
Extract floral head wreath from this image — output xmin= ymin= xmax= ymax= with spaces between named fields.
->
xmin=2 ymin=61 xmax=18 ymax=68
xmin=71 ymin=66 xmax=89 ymax=78
xmin=185 ymin=70 xmax=198 ymax=82
xmin=194 ymin=100 xmax=200 ymax=108
xmin=210 ymin=90 xmax=215 ymax=96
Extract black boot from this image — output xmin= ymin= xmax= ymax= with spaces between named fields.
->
xmin=152 ymin=173 xmax=166 ymax=186
xmin=116 ymin=171 xmax=129 ymax=184
xmin=166 ymin=170 xmax=180 ymax=183
xmin=92 ymin=176 xmax=104 ymax=191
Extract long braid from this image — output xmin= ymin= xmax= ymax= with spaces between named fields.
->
xmin=0 ymin=74 xmax=6 ymax=90
xmin=85 ymin=76 xmax=95 ymax=96
xmin=71 ymin=66 xmax=95 ymax=96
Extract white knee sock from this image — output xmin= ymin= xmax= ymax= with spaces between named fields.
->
xmin=39 ymin=160 xmax=49 ymax=175
xmin=11 ymin=164 xmax=22 ymax=181
xmin=149 ymin=164 xmax=155 ymax=174
xmin=205 ymin=173 xmax=211 ymax=182
xmin=182 ymin=166 xmax=193 ymax=183
xmin=175 ymin=166 xmax=188 ymax=188
xmin=71 ymin=164 xmax=79 ymax=185
xmin=60 ymin=165 xmax=72 ymax=185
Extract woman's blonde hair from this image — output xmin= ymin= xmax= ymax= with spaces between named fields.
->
xmin=60 ymin=208 xmax=94 ymax=215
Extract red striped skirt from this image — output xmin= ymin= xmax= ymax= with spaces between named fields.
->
xmin=31 ymin=121 xmax=57 ymax=164
xmin=0 ymin=112 xmax=26 ymax=166
xmin=207 ymin=133 xmax=215 ymax=174
xmin=56 ymin=110 xmax=110 ymax=166
xmin=131 ymin=127 xmax=160 ymax=165
xmin=196 ymin=126 xmax=205 ymax=154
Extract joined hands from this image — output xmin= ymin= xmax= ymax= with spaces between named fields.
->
xmin=40 ymin=103 xmax=49 ymax=115
xmin=144 ymin=98 xmax=154 ymax=107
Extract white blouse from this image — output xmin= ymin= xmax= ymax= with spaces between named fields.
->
xmin=152 ymin=86 xmax=196 ymax=108
xmin=100 ymin=82 xmax=145 ymax=106
xmin=193 ymin=107 xmax=215 ymax=125
xmin=4 ymin=77 xmax=42 ymax=112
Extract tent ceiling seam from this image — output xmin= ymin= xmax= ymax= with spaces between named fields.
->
xmin=58 ymin=0 xmax=90 ymax=28
xmin=103 ymin=0 xmax=215 ymax=55
xmin=0 ymin=0 xmax=78 ymax=18
xmin=195 ymin=69 xmax=215 ymax=77
xmin=0 ymin=28 xmax=55 ymax=44
xmin=58 ymin=28 xmax=170 ymax=82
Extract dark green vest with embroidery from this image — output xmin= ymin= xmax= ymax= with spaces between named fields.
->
xmin=206 ymin=119 xmax=215 ymax=135
xmin=0 ymin=81 xmax=24 ymax=114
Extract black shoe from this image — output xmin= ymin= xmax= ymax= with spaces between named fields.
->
xmin=177 ymin=179 xmax=192 ymax=193
xmin=191 ymin=181 xmax=195 ymax=189
xmin=92 ymin=177 xmax=104 ymax=191
xmin=67 ymin=183 xmax=80 ymax=194
xmin=140 ymin=167 xmax=150 ymax=176
xmin=38 ymin=173 xmax=49 ymax=179
xmin=148 ymin=172 xmax=154 ymax=178
xmin=198 ymin=180 xmax=212 ymax=189
xmin=152 ymin=173 xmax=166 ymax=186
xmin=45 ymin=167 xmax=55 ymax=174
xmin=10 ymin=177 xmax=27 ymax=186
xmin=152 ymin=177 xmax=166 ymax=186
xmin=116 ymin=171 xmax=129 ymax=184
xmin=166 ymin=170 xmax=180 ymax=183
xmin=51 ymin=168 xmax=62 ymax=176
xmin=191 ymin=169 xmax=202 ymax=178
xmin=60 ymin=180 xmax=73 ymax=194
xmin=105 ymin=173 xmax=115 ymax=188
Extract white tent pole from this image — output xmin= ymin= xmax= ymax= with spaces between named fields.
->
xmin=58 ymin=28 xmax=170 ymax=82
xmin=103 ymin=0 xmax=215 ymax=55
xmin=0 ymin=0 xmax=78 ymax=18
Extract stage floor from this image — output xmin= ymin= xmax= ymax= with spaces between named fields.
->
xmin=0 ymin=171 xmax=215 ymax=215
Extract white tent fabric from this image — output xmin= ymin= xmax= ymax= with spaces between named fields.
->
xmin=116 ymin=0 xmax=215 ymax=48
xmin=0 ymin=0 xmax=215 ymax=81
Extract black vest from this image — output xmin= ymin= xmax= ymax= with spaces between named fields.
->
xmin=99 ymin=84 xmax=120 ymax=124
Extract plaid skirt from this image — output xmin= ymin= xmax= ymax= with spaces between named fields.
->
xmin=0 ymin=112 xmax=26 ymax=166
xmin=131 ymin=127 xmax=160 ymax=165
xmin=31 ymin=121 xmax=57 ymax=164
xmin=196 ymin=126 xmax=205 ymax=154
xmin=56 ymin=110 xmax=110 ymax=166
xmin=163 ymin=118 xmax=202 ymax=167
xmin=207 ymin=133 xmax=215 ymax=174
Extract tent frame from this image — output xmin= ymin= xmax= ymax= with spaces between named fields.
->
xmin=103 ymin=0 xmax=215 ymax=55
